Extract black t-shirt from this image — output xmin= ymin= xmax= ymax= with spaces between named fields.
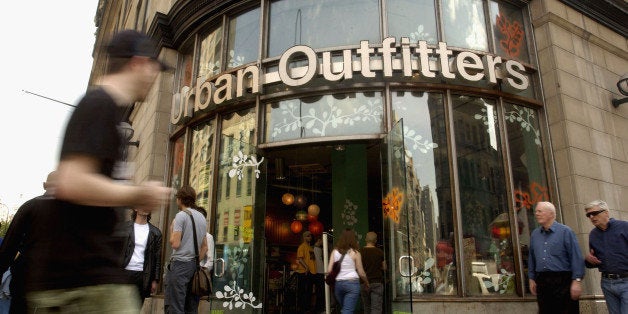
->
xmin=24 ymin=88 xmax=129 ymax=291
xmin=361 ymin=246 xmax=385 ymax=283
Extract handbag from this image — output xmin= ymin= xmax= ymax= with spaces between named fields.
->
xmin=184 ymin=209 xmax=212 ymax=297
xmin=324 ymin=251 xmax=346 ymax=287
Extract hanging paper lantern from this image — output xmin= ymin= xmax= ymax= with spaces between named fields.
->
xmin=307 ymin=214 xmax=318 ymax=222
xmin=309 ymin=220 xmax=324 ymax=236
xmin=290 ymin=220 xmax=303 ymax=233
xmin=295 ymin=210 xmax=308 ymax=221
xmin=307 ymin=204 xmax=320 ymax=217
xmin=282 ymin=193 xmax=295 ymax=205
xmin=295 ymin=195 xmax=308 ymax=208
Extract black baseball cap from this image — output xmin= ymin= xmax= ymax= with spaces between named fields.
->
xmin=106 ymin=30 xmax=172 ymax=71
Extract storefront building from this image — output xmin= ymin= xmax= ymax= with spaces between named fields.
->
xmin=89 ymin=0 xmax=627 ymax=313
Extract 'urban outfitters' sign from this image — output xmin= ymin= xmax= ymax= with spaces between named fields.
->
xmin=171 ymin=37 xmax=530 ymax=125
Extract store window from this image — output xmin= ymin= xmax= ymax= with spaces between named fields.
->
xmin=199 ymin=27 xmax=223 ymax=79
xmin=227 ymin=8 xmax=260 ymax=69
xmin=214 ymin=107 xmax=259 ymax=295
xmin=267 ymin=0 xmax=380 ymax=57
xmin=265 ymin=92 xmax=384 ymax=143
xmin=387 ymin=0 xmax=437 ymax=43
xmin=391 ymin=91 xmax=455 ymax=295
xmin=189 ymin=120 xmax=216 ymax=214
xmin=504 ymin=102 xmax=548 ymax=293
xmin=452 ymin=95 xmax=515 ymax=296
xmin=489 ymin=1 xmax=530 ymax=63
xmin=442 ymin=0 xmax=488 ymax=51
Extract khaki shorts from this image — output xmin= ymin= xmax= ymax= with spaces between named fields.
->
xmin=27 ymin=284 xmax=140 ymax=313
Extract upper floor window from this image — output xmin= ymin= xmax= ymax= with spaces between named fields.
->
xmin=227 ymin=8 xmax=260 ymax=69
xmin=267 ymin=0 xmax=380 ymax=57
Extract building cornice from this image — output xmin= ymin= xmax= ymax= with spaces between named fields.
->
xmin=533 ymin=12 xmax=628 ymax=60
xmin=559 ymin=0 xmax=628 ymax=38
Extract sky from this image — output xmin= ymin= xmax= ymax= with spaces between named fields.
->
xmin=0 ymin=1 xmax=99 ymax=217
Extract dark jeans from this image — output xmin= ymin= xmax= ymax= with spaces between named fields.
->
xmin=165 ymin=260 xmax=198 ymax=314
xmin=125 ymin=269 xmax=146 ymax=304
xmin=361 ymin=282 xmax=384 ymax=314
xmin=297 ymin=272 xmax=313 ymax=312
xmin=536 ymin=271 xmax=579 ymax=314
xmin=313 ymin=273 xmax=325 ymax=312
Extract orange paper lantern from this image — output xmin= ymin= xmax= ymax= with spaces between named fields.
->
xmin=307 ymin=214 xmax=318 ymax=222
xmin=282 ymin=193 xmax=295 ymax=205
xmin=309 ymin=220 xmax=324 ymax=236
xmin=307 ymin=204 xmax=320 ymax=216
xmin=291 ymin=220 xmax=303 ymax=233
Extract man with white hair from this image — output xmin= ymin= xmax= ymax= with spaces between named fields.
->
xmin=528 ymin=201 xmax=585 ymax=314
xmin=584 ymin=200 xmax=628 ymax=314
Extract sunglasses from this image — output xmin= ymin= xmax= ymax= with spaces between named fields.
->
xmin=585 ymin=209 xmax=606 ymax=218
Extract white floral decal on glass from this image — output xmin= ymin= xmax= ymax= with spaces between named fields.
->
xmin=475 ymin=104 xmax=541 ymax=147
xmin=215 ymin=281 xmax=263 ymax=310
xmin=409 ymin=25 xmax=435 ymax=42
xmin=228 ymin=50 xmax=245 ymax=68
xmin=271 ymin=97 xmax=383 ymax=138
xmin=403 ymin=126 xmax=439 ymax=156
xmin=504 ymin=106 xmax=541 ymax=146
xmin=228 ymin=151 xmax=264 ymax=180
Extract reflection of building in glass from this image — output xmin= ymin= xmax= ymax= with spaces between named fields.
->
xmin=216 ymin=114 xmax=256 ymax=244
xmin=189 ymin=122 xmax=215 ymax=212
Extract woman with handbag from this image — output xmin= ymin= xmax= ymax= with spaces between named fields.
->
xmin=327 ymin=229 xmax=369 ymax=314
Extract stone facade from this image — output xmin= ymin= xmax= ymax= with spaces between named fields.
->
xmin=530 ymin=0 xmax=628 ymax=312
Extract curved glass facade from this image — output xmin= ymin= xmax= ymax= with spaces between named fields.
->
xmin=166 ymin=0 xmax=547 ymax=311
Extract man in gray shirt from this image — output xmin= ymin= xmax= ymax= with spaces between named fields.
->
xmin=165 ymin=186 xmax=208 ymax=314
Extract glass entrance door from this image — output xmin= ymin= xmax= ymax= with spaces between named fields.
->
xmin=211 ymin=134 xmax=266 ymax=312
xmin=381 ymin=119 xmax=415 ymax=311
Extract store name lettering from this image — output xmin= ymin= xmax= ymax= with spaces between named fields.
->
xmin=171 ymin=37 xmax=530 ymax=125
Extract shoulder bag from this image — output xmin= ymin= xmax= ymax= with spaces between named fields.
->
xmin=183 ymin=209 xmax=212 ymax=297
xmin=324 ymin=251 xmax=346 ymax=287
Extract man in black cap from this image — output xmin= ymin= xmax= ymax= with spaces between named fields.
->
xmin=25 ymin=30 xmax=172 ymax=313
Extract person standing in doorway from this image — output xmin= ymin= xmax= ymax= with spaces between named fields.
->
xmin=296 ymin=231 xmax=316 ymax=313
xmin=528 ymin=201 xmax=584 ymax=314
xmin=313 ymin=237 xmax=326 ymax=313
xmin=24 ymin=29 xmax=172 ymax=313
xmin=328 ymin=229 xmax=370 ymax=314
xmin=361 ymin=231 xmax=386 ymax=314
xmin=583 ymin=200 xmax=628 ymax=314
xmin=165 ymin=186 xmax=208 ymax=314
xmin=123 ymin=208 xmax=162 ymax=306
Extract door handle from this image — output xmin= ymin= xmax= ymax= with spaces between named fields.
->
xmin=399 ymin=255 xmax=417 ymax=277
xmin=215 ymin=258 xmax=225 ymax=277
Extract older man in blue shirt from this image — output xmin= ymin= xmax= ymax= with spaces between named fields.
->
xmin=528 ymin=201 xmax=585 ymax=314
xmin=584 ymin=200 xmax=628 ymax=314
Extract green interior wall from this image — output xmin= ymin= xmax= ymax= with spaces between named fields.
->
xmin=331 ymin=144 xmax=369 ymax=245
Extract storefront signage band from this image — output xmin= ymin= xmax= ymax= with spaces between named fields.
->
xmin=171 ymin=37 xmax=530 ymax=125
